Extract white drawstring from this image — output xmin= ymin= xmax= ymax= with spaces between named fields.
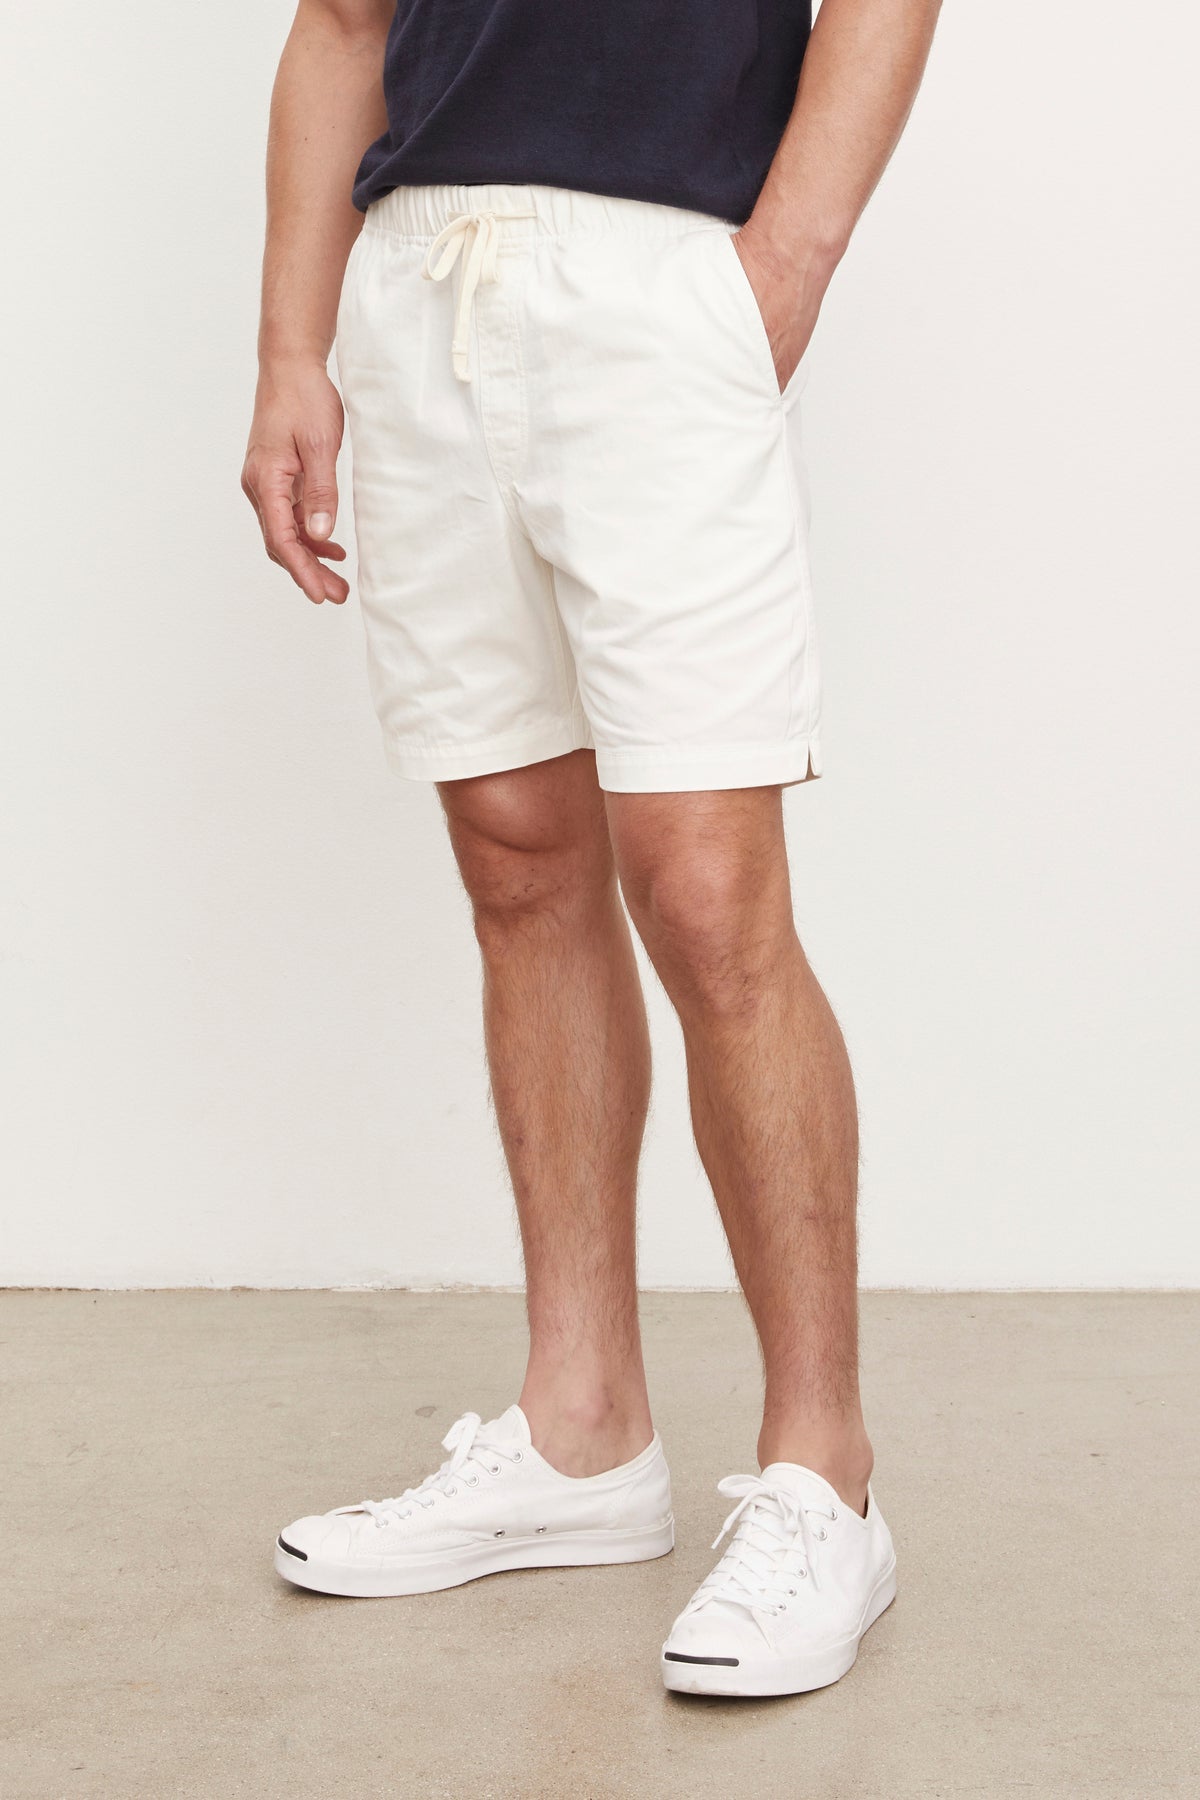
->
xmin=421 ymin=209 xmax=537 ymax=382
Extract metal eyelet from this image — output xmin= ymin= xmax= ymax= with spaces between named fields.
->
xmin=830 ymin=1509 xmax=838 ymax=1521
xmin=490 ymin=1464 xmax=501 ymax=1475
xmin=512 ymin=1450 xmax=523 ymax=1462
xmin=798 ymin=1568 xmax=808 ymax=1579
xmin=817 ymin=1528 xmax=828 ymax=1541
xmin=467 ymin=1475 xmax=479 ymax=1487
xmin=788 ymin=1587 xmax=797 ymax=1596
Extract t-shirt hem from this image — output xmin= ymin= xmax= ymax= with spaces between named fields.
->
xmin=352 ymin=165 xmax=752 ymax=227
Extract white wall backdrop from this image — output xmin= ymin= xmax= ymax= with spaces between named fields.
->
xmin=2 ymin=2 xmax=1197 ymax=1288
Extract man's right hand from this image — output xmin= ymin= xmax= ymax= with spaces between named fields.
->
xmin=241 ymin=361 xmax=350 ymax=606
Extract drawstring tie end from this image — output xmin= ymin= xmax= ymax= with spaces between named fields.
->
xmin=420 ymin=207 xmax=537 ymax=383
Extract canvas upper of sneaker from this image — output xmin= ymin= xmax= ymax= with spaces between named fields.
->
xmin=664 ymin=1462 xmax=895 ymax=1664
xmin=279 ymin=1405 xmax=672 ymax=1565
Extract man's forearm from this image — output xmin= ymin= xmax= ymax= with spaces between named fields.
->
xmin=242 ymin=1 xmax=389 ymax=607
xmin=734 ymin=0 xmax=941 ymax=384
xmin=747 ymin=0 xmax=942 ymax=281
xmin=259 ymin=1 xmax=390 ymax=369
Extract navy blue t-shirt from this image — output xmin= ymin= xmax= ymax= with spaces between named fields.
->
xmin=353 ymin=1 xmax=812 ymax=225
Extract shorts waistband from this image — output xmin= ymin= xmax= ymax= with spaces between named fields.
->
xmin=364 ymin=182 xmax=723 ymax=244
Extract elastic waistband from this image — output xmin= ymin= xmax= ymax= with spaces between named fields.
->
xmin=364 ymin=182 xmax=723 ymax=244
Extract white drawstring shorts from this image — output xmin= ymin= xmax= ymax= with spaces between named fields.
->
xmin=336 ymin=184 xmax=822 ymax=792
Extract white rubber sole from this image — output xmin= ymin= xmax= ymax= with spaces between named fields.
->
xmin=661 ymin=1558 xmax=898 ymax=1698
xmin=275 ymin=1515 xmax=675 ymax=1597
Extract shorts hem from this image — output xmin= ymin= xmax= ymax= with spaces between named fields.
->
xmin=382 ymin=728 xmax=822 ymax=791
xmin=595 ymin=736 xmax=822 ymax=794
xmin=383 ymin=721 xmax=593 ymax=783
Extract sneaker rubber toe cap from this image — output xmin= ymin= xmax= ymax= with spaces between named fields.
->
xmin=276 ymin=1512 xmax=356 ymax=1564
xmin=663 ymin=1600 xmax=755 ymax=1667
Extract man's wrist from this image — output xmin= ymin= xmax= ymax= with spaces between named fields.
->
xmin=737 ymin=206 xmax=849 ymax=292
xmin=257 ymin=332 xmax=332 ymax=377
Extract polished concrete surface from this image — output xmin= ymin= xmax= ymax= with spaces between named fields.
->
xmin=3 ymin=1291 xmax=1196 ymax=1798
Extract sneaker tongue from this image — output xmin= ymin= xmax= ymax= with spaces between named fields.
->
xmin=480 ymin=1403 xmax=532 ymax=1447
xmin=758 ymin=1461 xmax=842 ymax=1506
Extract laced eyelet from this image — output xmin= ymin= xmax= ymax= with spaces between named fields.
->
xmin=788 ymin=1587 xmax=797 ymax=1596
xmin=798 ymin=1568 xmax=808 ymax=1579
xmin=467 ymin=1475 xmax=479 ymax=1487
xmin=830 ymin=1509 xmax=838 ymax=1521
xmin=512 ymin=1450 xmax=523 ymax=1462
xmin=446 ymin=1486 xmax=457 ymax=1496
xmin=817 ymin=1528 xmax=828 ymax=1541
xmin=490 ymin=1464 xmax=501 ymax=1475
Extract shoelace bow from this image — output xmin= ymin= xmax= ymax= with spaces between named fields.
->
xmin=686 ymin=1473 xmax=837 ymax=1632
xmin=357 ymin=1412 xmax=522 ymax=1526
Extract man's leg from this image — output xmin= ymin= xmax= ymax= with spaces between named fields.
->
xmin=607 ymin=784 xmax=873 ymax=1513
xmin=439 ymin=750 xmax=654 ymax=1476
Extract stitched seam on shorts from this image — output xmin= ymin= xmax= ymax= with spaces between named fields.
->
xmin=542 ymin=588 xmax=580 ymax=731
xmin=474 ymin=262 xmax=532 ymax=536
xmin=385 ymin=723 xmax=587 ymax=761
xmin=507 ymin=253 xmax=533 ymax=501
xmin=598 ymin=738 xmax=814 ymax=765
xmin=363 ymin=223 xmax=724 ymax=251
xmin=527 ymin=517 xmax=583 ymax=734
xmin=779 ymin=423 xmax=812 ymax=745
xmin=503 ymin=249 xmax=582 ymax=732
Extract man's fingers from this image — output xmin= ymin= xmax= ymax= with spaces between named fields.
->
xmin=291 ymin=501 xmax=348 ymax=562
xmin=242 ymin=421 xmax=348 ymax=603
xmin=297 ymin=433 xmax=339 ymax=542
xmin=257 ymin=477 xmax=344 ymax=604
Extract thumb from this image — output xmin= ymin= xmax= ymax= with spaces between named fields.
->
xmin=300 ymin=439 xmax=339 ymax=541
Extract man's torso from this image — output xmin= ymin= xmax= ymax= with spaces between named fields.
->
xmin=353 ymin=0 xmax=813 ymax=225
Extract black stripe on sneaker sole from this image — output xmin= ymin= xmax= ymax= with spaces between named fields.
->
xmin=277 ymin=1536 xmax=308 ymax=1562
xmin=664 ymin=1652 xmax=739 ymax=1667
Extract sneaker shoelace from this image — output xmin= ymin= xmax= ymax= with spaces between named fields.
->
xmin=685 ymin=1474 xmax=837 ymax=1637
xmin=357 ymin=1412 xmax=524 ymax=1528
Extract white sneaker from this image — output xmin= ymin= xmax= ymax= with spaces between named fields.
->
xmin=661 ymin=1463 xmax=896 ymax=1696
xmin=275 ymin=1404 xmax=674 ymax=1597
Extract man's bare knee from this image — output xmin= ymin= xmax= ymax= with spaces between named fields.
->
xmin=439 ymin=752 xmax=614 ymax=937
xmin=608 ymin=790 xmax=795 ymax=1016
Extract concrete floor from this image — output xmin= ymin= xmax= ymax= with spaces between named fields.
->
xmin=3 ymin=1292 xmax=1197 ymax=1799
